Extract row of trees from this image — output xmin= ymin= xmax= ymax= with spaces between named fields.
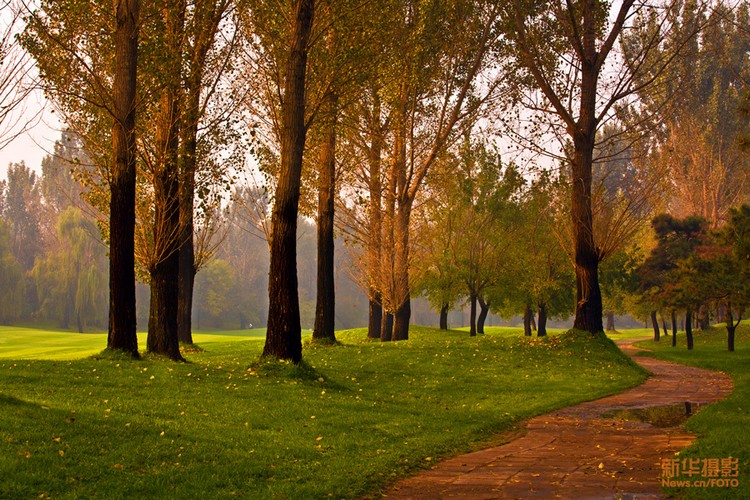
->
xmin=4 ymin=0 xmax=748 ymax=363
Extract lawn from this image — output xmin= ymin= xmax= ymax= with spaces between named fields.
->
xmin=0 ymin=325 xmax=647 ymax=498
xmin=634 ymin=327 xmax=750 ymax=499
xmin=0 ymin=326 xmax=267 ymax=361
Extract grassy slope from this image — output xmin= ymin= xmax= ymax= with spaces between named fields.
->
xmin=635 ymin=327 xmax=750 ymax=499
xmin=0 ymin=326 xmax=646 ymax=499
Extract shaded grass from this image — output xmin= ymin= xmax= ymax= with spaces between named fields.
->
xmin=634 ymin=327 xmax=750 ymax=499
xmin=0 ymin=326 xmax=646 ymax=498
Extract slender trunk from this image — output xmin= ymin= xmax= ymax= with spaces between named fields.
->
xmin=108 ymin=0 xmax=139 ymax=356
xmin=177 ymin=52 xmax=201 ymax=346
xmin=530 ymin=312 xmax=537 ymax=331
xmin=523 ymin=303 xmax=532 ymax=336
xmin=312 ymin=92 xmax=338 ymax=343
xmin=380 ymin=312 xmax=393 ymax=342
xmin=605 ymin=311 xmax=615 ymax=331
xmin=76 ymin=310 xmax=83 ymax=334
xmin=368 ymin=296 xmax=382 ymax=339
xmin=469 ymin=293 xmax=477 ymax=337
xmin=671 ymin=310 xmax=677 ymax=347
xmin=477 ymin=297 xmax=489 ymax=334
xmin=685 ymin=309 xmax=693 ymax=350
xmin=263 ymin=0 xmax=314 ymax=363
xmin=650 ymin=310 xmax=660 ymax=341
xmin=439 ymin=303 xmax=448 ymax=330
xmin=148 ymin=0 xmax=185 ymax=362
xmin=537 ymin=302 xmax=547 ymax=337
xmin=727 ymin=306 xmax=736 ymax=352
xmin=661 ymin=314 xmax=669 ymax=337
xmin=366 ymin=86 xmax=383 ymax=341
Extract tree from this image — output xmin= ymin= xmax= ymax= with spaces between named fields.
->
xmin=108 ymin=0 xmax=140 ymax=355
xmin=0 ymin=0 xmax=37 ymax=151
xmin=261 ymin=0 xmax=315 ymax=363
xmin=2 ymin=162 xmax=43 ymax=270
xmin=635 ymin=214 xmax=707 ymax=349
xmin=33 ymin=207 xmax=108 ymax=331
xmin=505 ymin=0 xmax=700 ymax=333
xmin=0 ymin=220 xmax=25 ymax=324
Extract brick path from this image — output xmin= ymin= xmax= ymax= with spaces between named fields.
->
xmin=384 ymin=338 xmax=733 ymax=499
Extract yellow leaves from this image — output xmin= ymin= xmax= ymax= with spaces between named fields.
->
xmin=52 ymin=437 xmax=61 ymax=443
xmin=58 ymin=450 xmax=65 ymax=457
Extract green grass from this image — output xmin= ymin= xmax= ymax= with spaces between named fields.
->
xmin=0 ymin=326 xmax=274 ymax=361
xmin=634 ymin=327 xmax=750 ymax=499
xmin=0 ymin=325 xmax=647 ymax=498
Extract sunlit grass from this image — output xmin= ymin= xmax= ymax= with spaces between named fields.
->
xmin=0 ymin=326 xmax=268 ymax=361
xmin=0 ymin=325 xmax=646 ymax=498
xmin=635 ymin=327 xmax=750 ymax=498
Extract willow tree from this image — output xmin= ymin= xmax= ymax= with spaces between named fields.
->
xmin=505 ymin=0 xmax=703 ymax=333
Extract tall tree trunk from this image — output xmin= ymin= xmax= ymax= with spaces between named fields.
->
xmin=108 ymin=0 xmax=140 ymax=356
xmin=530 ymin=311 xmax=537 ymax=331
xmin=571 ymin=54 xmax=604 ymax=334
xmin=469 ymin=293 xmax=477 ymax=337
xmin=366 ymin=88 xmax=384 ymax=340
xmin=368 ymin=297 xmax=382 ymax=339
xmin=177 ymin=0 xmax=230 ymax=346
xmin=380 ymin=312 xmax=393 ymax=342
xmin=263 ymin=0 xmax=314 ymax=363
xmin=523 ymin=303 xmax=532 ymax=336
xmin=537 ymin=302 xmax=547 ymax=337
xmin=147 ymin=0 xmax=185 ymax=362
xmin=477 ymin=297 xmax=489 ymax=334
xmin=671 ymin=310 xmax=677 ymax=347
xmin=685 ymin=309 xmax=693 ymax=350
xmin=391 ymin=198 xmax=411 ymax=341
xmin=439 ymin=303 xmax=448 ymax=330
xmin=605 ymin=311 xmax=615 ymax=331
xmin=176 ymin=46 xmax=201 ymax=346
xmin=650 ymin=310 xmax=660 ymax=341
xmin=312 ymin=91 xmax=338 ymax=343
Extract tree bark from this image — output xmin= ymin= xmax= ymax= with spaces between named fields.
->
xmin=366 ymin=86 xmax=383 ymax=340
xmin=523 ymin=303 xmax=532 ymax=336
xmin=727 ymin=325 xmax=736 ymax=352
xmin=393 ymin=296 xmax=410 ymax=341
xmin=605 ymin=311 xmax=615 ymax=331
xmin=537 ymin=302 xmax=547 ymax=337
xmin=685 ymin=309 xmax=693 ymax=350
xmin=391 ymin=198 xmax=411 ymax=341
xmin=147 ymin=0 xmax=185 ymax=362
xmin=312 ymin=91 xmax=338 ymax=343
xmin=108 ymin=0 xmax=140 ymax=356
xmin=671 ymin=310 xmax=677 ymax=347
xmin=477 ymin=297 xmax=489 ymax=334
xmin=368 ymin=296 xmax=382 ymax=339
xmin=469 ymin=293 xmax=477 ymax=337
xmin=380 ymin=312 xmax=393 ymax=342
xmin=698 ymin=304 xmax=710 ymax=330
xmin=650 ymin=310 xmax=660 ymax=341
xmin=263 ymin=0 xmax=314 ymax=363
xmin=439 ymin=303 xmax=448 ymax=330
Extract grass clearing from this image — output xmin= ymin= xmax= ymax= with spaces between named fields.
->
xmin=0 ymin=326 xmax=646 ymax=498
xmin=634 ymin=327 xmax=750 ymax=498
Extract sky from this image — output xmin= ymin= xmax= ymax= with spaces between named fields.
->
xmin=0 ymin=93 xmax=60 ymax=181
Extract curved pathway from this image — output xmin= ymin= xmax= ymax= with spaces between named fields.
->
xmin=385 ymin=338 xmax=733 ymax=499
